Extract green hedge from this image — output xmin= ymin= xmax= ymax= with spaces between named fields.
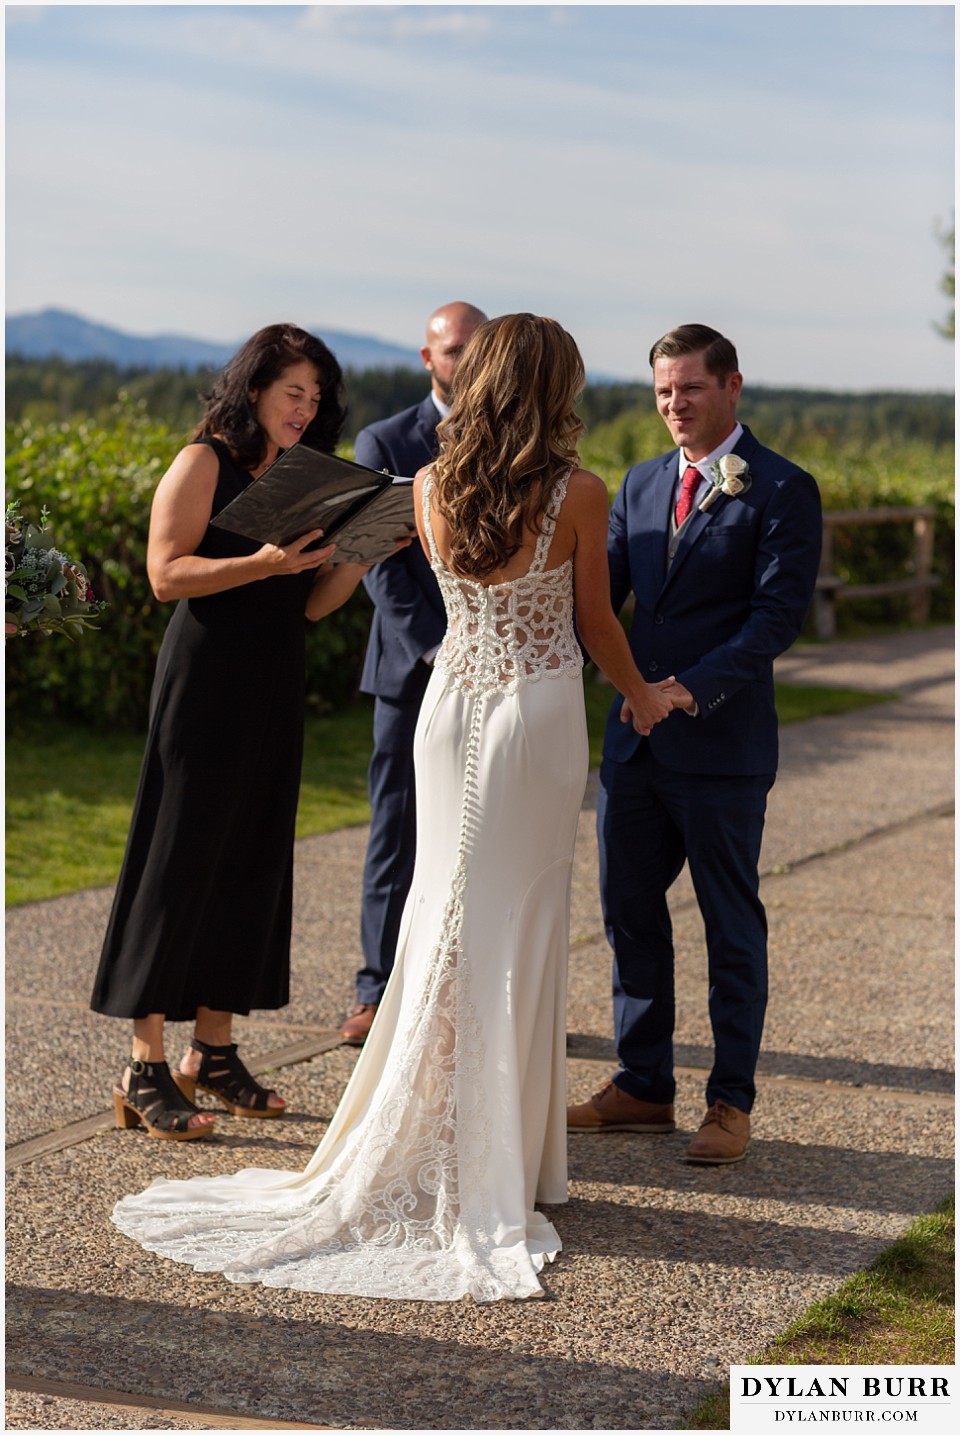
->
xmin=6 ymin=402 xmax=954 ymax=730
xmin=4 ymin=404 xmax=373 ymax=729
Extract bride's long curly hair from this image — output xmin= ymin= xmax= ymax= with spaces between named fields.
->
xmin=432 ymin=314 xmax=585 ymax=579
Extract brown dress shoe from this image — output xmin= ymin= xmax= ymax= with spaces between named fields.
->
xmin=567 ymin=1080 xmax=675 ymax=1133
xmin=686 ymin=1101 xmax=750 ymax=1164
xmin=339 ymin=1003 xmax=378 ymax=1047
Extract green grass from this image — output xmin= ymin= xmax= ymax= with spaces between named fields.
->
xmin=5 ymin=705 xmax=377 ymax=906
xmin=684 ymin=1196 xmax=955 ymax=1428
xmin=6 ymin=677 xmax=892 ymax=907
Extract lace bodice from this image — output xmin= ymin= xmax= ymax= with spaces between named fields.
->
xmin=422 ymin=470 xmax=583 ymax=696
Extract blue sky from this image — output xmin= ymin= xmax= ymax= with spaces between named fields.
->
xmin=5 ymin=2 xmax=955 ymax=389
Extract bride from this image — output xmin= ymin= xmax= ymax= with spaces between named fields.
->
xmin=112 ymin=313 xmax=676 ymax=1302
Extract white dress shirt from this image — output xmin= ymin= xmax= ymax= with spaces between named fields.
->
xmin=673 ymin=421 xmax=744 ymax=512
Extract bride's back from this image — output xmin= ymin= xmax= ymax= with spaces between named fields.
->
xmin=424 ymin=473 xmax=577 ymax=587
xmin=419 ymin=467 xmax=583 ymax=697
xmin=425 ymin=313 xmax=586 ymax=588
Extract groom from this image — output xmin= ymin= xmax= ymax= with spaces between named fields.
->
xmin=341 ymin=301 xmax=487 ymax=1047
xmin=568 ymin=324 xmax=822 ymax=1163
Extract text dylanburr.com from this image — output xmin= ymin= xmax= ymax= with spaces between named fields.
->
xmin=730 ymin=1367 xmax=954 ymax=1433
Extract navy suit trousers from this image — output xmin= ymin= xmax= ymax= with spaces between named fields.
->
xmin=357 ymin=692 xmax=425 ymax=1003
xmin=597 ymin=745 xmax=774 ymax=1113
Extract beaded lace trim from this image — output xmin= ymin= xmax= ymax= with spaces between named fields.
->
xmin=422 ymin=471 xmax=583 ymax=697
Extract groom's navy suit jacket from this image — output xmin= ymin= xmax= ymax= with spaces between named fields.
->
xmin=604 ymin=425 xmax=822 ymax=775
xmin=356 ymin=394 xmax=447 ymax=702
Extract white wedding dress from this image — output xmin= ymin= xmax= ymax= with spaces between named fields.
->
xmin=112 ymin=471 xmax=588 ymax=1302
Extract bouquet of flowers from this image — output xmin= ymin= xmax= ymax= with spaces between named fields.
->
xmin=5 ymin=501 xmax=108 ymax=639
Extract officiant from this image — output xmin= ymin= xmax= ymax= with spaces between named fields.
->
xmin=91 ymin=324 xmax=405 ymax=1139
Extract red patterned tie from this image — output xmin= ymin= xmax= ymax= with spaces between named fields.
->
xmin=675 ymin=465 xmax=701 ymax=527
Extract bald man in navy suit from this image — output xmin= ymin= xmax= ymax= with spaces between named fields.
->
xmin=341 ymin=302 xmax=487 ymax=1046
xmin=568 ymin=324 xmax=821 ymax=1163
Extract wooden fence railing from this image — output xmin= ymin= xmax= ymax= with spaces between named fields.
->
xmin=813 ymin=506 xmax=939 ymax=639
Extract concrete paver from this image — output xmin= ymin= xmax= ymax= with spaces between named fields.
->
xmin=5 ymin=627 xmax=954 ymax=1430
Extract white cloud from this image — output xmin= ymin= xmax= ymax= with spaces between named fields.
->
xmin=301 ymin=4 xmax=494 ymax=40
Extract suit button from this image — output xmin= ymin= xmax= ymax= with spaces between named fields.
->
xmin=654 ymin=613 xmax=664 ymax=625
xmin=649 ymin=660 xmax=660 ymax=673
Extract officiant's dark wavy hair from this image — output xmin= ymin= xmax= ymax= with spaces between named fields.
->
xmin=433 ymin=314 xmax=585 ymax=580
xmin=194 ymin=324 xmax=347 ymax=470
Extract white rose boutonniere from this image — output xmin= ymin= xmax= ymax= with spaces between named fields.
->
xmin=698 ymin=453 xmax=752 ymax=512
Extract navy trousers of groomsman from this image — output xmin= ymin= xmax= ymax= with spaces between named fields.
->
xmin=352 ymin=395 xmax=447 ymax=1013
xmin=341 ymin=298 xmax=487 ymax=1045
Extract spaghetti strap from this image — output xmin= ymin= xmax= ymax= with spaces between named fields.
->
xmin=421 ymin=469 xmax=443 ymax=567
xmin=531 ymin=470 xmax=572 ymax=574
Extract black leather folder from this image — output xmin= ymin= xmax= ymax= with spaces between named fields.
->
xmin=211 ymin=445 xmax=415 ymax=565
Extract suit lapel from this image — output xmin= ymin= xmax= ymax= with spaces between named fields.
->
xmin=658 ymin=428 xmax=758 ymax=593
xmin=418 ymin=395 xmax=442 ymax=460
xmin=632 ymin=454 xmax=677 ymax=601
xmin=653 ymin=452 xmax=680 ymax=533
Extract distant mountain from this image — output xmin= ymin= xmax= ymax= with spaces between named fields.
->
xmin=4 ymin=308 xmax=423 ymax=372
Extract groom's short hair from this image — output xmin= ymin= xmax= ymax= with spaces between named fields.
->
xmin=649 ymin=325 xmax=739 ymax=383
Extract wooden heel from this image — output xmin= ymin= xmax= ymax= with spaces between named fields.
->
xmin=173 ymin=1071 xmax=197 ymax=1103
xmin=112 ymin=1059 xmax=214 ymax=1140
xmin=184 ymin=1039 xmax=284 ymax=1117
xmin=113 ymin=1089 xmax=142 ymax=1129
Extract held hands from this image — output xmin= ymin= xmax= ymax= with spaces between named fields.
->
xmin=620 ymin=677 xmax=693 ymax=736
xmin=256 ymin=530 xmax=336 ymax=575
xmin=658 ymin=679 xmax=696 ymax=712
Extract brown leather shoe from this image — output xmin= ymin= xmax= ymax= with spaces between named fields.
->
xmin=686 ymin=1101 xmax=750 ymax=1164
xmin=340 ymin=1003 xmax=378 ymax=1047
xmin=567 ymin=1080 xmax=675 ymax=1133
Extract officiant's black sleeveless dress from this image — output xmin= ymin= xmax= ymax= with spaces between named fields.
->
xmin=91 ymin=438 xmax=315 ymax=1022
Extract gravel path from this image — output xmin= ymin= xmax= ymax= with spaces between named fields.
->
xmin=5 ymin=626 xmax=954 ymax=1431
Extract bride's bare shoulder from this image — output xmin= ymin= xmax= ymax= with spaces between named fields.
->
xmin=566 ymin=466 xmax=605 ymax=492
xmin=562 ymin=467 xmax=609 ymax=512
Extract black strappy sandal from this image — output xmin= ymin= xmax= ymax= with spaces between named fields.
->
xmin=174 ymin=1039 xmax=285 ymax=1119
xmin=113 ymin=1059 xmax=216 ymax=1140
